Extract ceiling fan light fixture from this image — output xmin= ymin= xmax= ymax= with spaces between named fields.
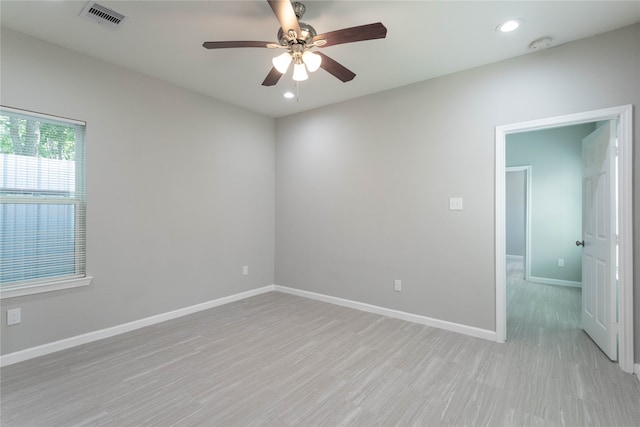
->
xmin=272 ymin=52 xmax=293 ymax=73
xmin=302 ymin=50 xmax=321 ymax=72
xmin=292 ymin=62 xmax=309 ymax=81
xmin=202 ymin=2 xmax=388 ymax=87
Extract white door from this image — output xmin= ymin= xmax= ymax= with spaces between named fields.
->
xmin=580 ymin=120 xmax=617 ymax=360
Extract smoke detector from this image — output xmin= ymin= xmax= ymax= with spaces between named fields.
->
xmin=528 ymin=37 xmax=553 ymax=51
xmin=80 ymin=2 xmax=127 ymax=29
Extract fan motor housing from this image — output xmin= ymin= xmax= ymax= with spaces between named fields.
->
xmin=278 ymin=21 xmax=317 ymax=46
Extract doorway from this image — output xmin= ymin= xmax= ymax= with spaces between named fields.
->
xmin=495 ymin=105 xmax=634 ymax=374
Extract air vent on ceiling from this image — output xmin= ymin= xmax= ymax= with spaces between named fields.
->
xmin=80 ymin=2 xmax=127 ymax=29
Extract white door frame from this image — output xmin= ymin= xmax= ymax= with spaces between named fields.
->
xmin=495 ymin=105 xmax=634 ymax=374
xmin=506 ymin=166 xmax=532 ymax=280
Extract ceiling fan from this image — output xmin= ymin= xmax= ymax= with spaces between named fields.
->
xmin=202 ymin=0 xmax=387 ymax=86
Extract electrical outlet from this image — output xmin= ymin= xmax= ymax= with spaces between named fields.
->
xmin=394 ymin=279 xmax=402 ymax=292
xmin=557 ymin=258 xmax=565 ymax=267
xmin=7 ymin=308 xmax=21 ymax=326
xmin=242 ymin=265 xmax=249 ymax=276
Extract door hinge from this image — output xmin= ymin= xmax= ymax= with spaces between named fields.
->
xmin=613 ymin=146 xmax=620 ymax=156
xmin=615 ymin=234 xmax=620 ymax=245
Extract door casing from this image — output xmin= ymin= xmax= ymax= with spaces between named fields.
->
xmin=495 ymin=105 xmax=634 ymax=374
xmin=506 ymin=166 xmax=531 ymax=281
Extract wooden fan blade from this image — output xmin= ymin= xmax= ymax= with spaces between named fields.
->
xmin=203 ymin=41 xmax=274 ymax=49
xmin=267 ymin=0 xmax=301 ymax=39
xmin=316 ymin=52 xmax=355 ymax=82
xmin=262 ymin=67 xmax=283 ymax=86
xmin=313 ymin=22 xmax=387 ymax=48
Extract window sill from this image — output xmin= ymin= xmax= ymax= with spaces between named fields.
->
xmin=0 ymin=276 xmax=93 ymax=299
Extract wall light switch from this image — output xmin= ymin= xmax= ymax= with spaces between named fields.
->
xmin=394 ymin=280 xmax=402 ymax=292
xmin=449 ymin=197 xmax=463 ymax=211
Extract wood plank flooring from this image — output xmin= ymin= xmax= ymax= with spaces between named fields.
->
xmin=2 ymin=264 xmax=639 ymax=426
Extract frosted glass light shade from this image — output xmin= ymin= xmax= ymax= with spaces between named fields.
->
xmin=292 ymin=62 xmax=308 ymax=81
xmin=302 ymin=51 xmax=321 ymax=72
xmin=272 ymin=52 xmax=292 ymax=73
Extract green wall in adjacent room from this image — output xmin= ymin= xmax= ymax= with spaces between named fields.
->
xmin=507 ymin=123 xmax=596 ymax=284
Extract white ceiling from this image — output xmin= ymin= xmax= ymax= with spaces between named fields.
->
xmin=1 ymin=1 xmax=639 ymax=118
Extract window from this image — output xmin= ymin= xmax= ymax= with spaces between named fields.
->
xmin=0 ymin=107 xmax=90 ymax=298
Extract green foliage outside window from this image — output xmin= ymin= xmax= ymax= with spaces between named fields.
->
xmin=0 ymin=115 xmax=76 ymax=160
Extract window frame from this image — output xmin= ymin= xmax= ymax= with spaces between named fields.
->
xmin=0 ymin=106 xmax=92 ymax=299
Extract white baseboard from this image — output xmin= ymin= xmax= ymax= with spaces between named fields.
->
xmin=273 ymin=285 xmax=497 ymax=342
xmin=0 ymin=285 xmax=275 ymax=367
xmin=529 ymin=276 xmax=582 ymax=288
xmin=1 ymin=284 xmax=499 ymax=367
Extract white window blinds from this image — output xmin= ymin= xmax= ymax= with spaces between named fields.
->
xmin=0 ymin=107 xmax=87 ymax=290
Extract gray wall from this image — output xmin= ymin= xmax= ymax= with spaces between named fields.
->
xmin=505 ymin=170 xmax=526 ymax=258
xmin=0 ymin=29 xmax=275 ymax=355
xmin=275 ymin=24 xmax=640 ymax=358
xmin=2 ymin=24 xmax=639 ymax=363
xmin=507 ymin=124 xmax=594 ymax=284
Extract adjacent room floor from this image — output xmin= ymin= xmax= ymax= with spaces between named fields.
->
xmin=1 ymin=266 xmax=639 ymax=426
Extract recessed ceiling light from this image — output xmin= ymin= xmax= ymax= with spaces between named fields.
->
xmin=497 ymin=19 xmax=522 ymax=33
xmin=283 ymin=92 xmax=295 ymax=99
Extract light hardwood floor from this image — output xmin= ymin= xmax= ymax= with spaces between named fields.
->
xmin=2 ymin=264 xmax=639 ymax=426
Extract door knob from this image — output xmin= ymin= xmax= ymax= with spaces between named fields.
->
xmin=576 ymin=240 xmax=585 ymax=247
